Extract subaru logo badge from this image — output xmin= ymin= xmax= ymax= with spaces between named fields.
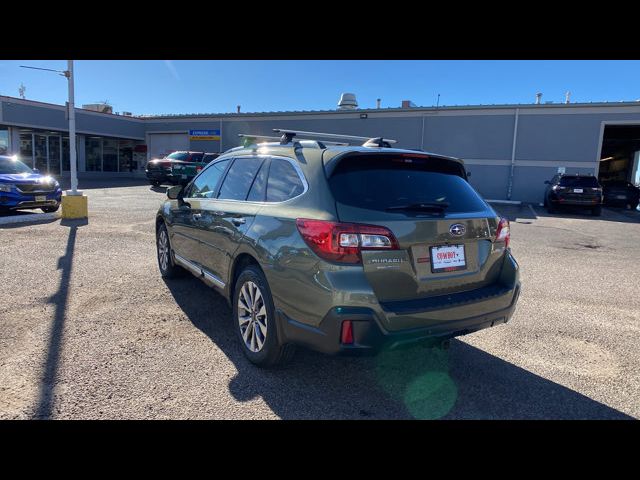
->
xmin=449 ymin=224 xmax=466 ymax=236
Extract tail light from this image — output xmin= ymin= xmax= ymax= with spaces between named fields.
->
xmin=295 ymin=218 xmax=399 ymax=264
xmin=196 ymin=166 xmax=203 ymax=173
xmin=495 ymin=217 xmax=510 ymax=248
xmin=340 ymin=320 xmax=354 ymax=345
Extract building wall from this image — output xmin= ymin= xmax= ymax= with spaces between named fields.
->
xmin=0 ymin=98 xmax=145 ymax=140
xmin=4 ymin=96 xmax=640 ymax=202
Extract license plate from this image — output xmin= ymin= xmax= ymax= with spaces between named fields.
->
xmin=430 ymin=244 xmax=466 ymax=273
xmin=616 ymin=195 xmax=626 ymax=199
xmin=35 ymin=195 xmax=46 ymax=202
xmin=573 ymin=188 xmax=583 ymax=193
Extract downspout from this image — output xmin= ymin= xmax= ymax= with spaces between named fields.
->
xmin=507 ymin=108 xmax=520 ymax=200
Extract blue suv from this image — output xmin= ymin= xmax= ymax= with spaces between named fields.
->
xmin=0 ymin=155 xmax=62 ymax=214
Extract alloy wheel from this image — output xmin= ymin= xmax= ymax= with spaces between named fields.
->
xmin=237 ymin=281 xmax=268 ymax=353
xmin=158 ymin=229 xmax=169 ymax=271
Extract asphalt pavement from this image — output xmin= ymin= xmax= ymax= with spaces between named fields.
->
xmin=1 ymin=182 xmax=638 ymax=419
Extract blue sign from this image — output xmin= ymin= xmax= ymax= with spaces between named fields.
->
xmin=189 ymin=129 xmax=220 ymax=140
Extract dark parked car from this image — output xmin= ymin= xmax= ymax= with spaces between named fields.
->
xmin=0 ymin=155 xmax=62 ymax=213
xmin=601 ymin=180 xmax=639 ymax=210
xmin=155 ymin=134 xmax=520 ymax=367
xmin=544 ymin=174 xmax=603 ymax=216
xmin=170 ymin=152 xmax=220 ymax=185
xmin=145 ymin=151 xmax=205 ymax=186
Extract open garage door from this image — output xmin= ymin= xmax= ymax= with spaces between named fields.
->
xmin=598 ymin=125 xmax=640 ymax=184
xmin=148 ymin=133 xmax=189 ymax=160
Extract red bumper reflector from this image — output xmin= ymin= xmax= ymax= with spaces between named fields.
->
xmin=341 ymin=320 xmax=354 ymax=345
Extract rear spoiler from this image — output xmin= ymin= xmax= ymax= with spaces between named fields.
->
xmin=323 ymin=150 xmax=468 ymax=180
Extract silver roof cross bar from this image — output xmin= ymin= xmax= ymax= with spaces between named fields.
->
xmin=272 ymin=128 xmax=397 ymax=146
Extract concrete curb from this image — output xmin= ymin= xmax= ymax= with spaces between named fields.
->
xmin=0 ymin=212 xmax=60 ymax=226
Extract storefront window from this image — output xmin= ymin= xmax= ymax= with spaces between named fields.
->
xmin=103 ymin=139 xmax=118 ymax=172
xmin=62 ymin=137 xmax=70 ymax=171
xmin=118 ymin=140 xmax=134 ymax=172
xmin=86 ymin=137 xmax=102 ymax=172
xmin=0 ymin=127 xmax=8 ymax=155
xmin=20 ymin=133 xmax=33 ymax=167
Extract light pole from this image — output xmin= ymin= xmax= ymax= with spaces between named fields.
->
xmin=20 ymin=61 xmax=86 ymax=217
xmin=64 ymin=60 xmax=79 ymax=195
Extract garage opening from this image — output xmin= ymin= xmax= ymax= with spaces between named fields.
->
xmin=598 ymin=125 xmax=640 ymax=185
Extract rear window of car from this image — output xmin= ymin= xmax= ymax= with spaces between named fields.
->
xmin=328 ymin=155 xmax=487 ymax=214
xmin=558 ymin=176 xmax=600 ymax=187
xmin=189 ymin=153 xmax=204 ymax=162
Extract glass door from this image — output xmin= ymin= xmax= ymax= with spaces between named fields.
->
xmin=34 ymin=134 xmax=48 ymax=172
xmin=48 ymin=136 xmax=61 ymax=175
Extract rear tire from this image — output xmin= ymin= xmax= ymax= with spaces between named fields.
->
xmin=233 ymin=265 xmax=295 ymax=368
xmin=592 ymin=206 xmax=602 ymax=216
xmin=156 ymin=222 xmax=183 ymax=278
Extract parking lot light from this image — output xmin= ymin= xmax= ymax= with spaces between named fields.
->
xmin=61 ymin=60 xmax=88 ymax=219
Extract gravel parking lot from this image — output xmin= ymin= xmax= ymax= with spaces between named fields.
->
xmin=1 ymin=179 xmax=638 ymax=419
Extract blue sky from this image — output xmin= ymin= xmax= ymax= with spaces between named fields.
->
xmin=1 ymin=60 xmax=639 ymax=115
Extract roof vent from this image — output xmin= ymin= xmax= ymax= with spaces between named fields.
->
xmin=338 ymin=93 xmax=358 ymax=110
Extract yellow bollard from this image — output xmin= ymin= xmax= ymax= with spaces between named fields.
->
xmin=61 ymin=192 xmax=88 ymax=219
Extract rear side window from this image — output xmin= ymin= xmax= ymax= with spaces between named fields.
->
xmin=247 ymin=159 xmax=269 ymax=202
xmin=189 ymin=159 xmax=230 ymax=198
xmin=266 ymin=159 xmax=305 ymax=202
xmin=559 ymin=176 xmax=599 ymax=187
xmin=329 ymin=155 xmax=487 ymax=214
xmin=217 ymin=157 xmax=264 ymax=201
xmin=190 ymin=153 xmax=204 ymax=162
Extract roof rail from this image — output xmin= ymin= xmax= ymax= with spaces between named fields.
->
xmin=237 ymin=133 xmax=348 ymax=148
xmin=272 ymin=128 xmax=397 ymax=147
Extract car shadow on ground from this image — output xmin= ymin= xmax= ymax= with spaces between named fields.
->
xmin=163 ymin=275 xmax=633 ymax=420
xmin=57 ymin=176 xmax=151 ymax=190
xmin=533 ymin=205 xmax=640 ymax=224
xmin=0 ymin=210 xmax=61 ymax=227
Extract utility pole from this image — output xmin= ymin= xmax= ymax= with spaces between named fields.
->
xmin=64 ymin=60 xmax=79 ymax=195
xmin=20 ymin=61 xmax=87 ymax=218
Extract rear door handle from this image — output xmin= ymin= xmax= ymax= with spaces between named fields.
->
xmin=231 ymin=217 xmax=246 ymax=226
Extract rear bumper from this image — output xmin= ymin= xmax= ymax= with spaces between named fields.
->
xmin=549 ymin=194 xmax=601 ymax=206
xmin=278 ymin=282 xmax=521 ymax=356
xmin=603 ymin=194 xmax=638 ymax=205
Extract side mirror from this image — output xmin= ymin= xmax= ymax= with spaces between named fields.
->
xmin=466 ymin=171 xmax=472 ymax=178
xmin=167 ymin=185 xmax=183 ymax=200
xmin=544 ymin=180 xmax=550 ymax=185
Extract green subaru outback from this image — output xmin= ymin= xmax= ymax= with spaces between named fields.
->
xmin=155 ymin=132 xmax=520 ymax=367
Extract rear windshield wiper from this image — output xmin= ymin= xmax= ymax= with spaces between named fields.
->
xmin=385 ymin=202 xmax=450 ymax=213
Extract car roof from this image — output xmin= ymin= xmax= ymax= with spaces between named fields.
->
xmin=219 ymin=142 xmax=463 ymax=169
